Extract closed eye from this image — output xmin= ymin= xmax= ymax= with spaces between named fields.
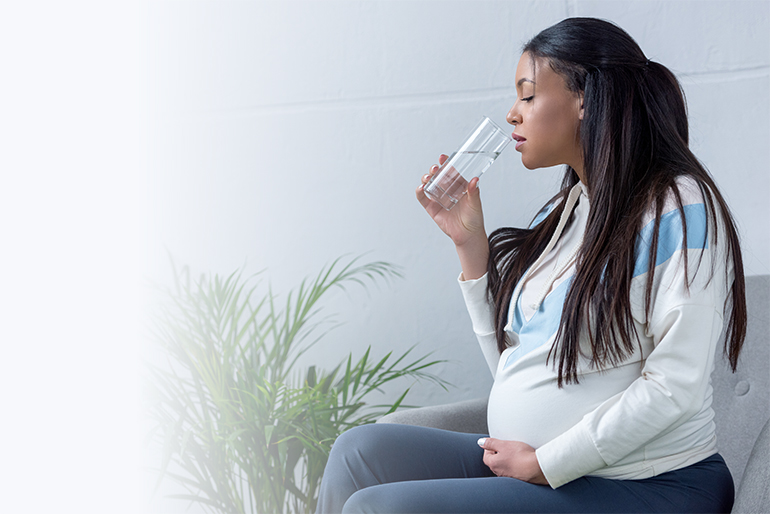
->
xmin=521 ymin=96 xmax=534 ymax=102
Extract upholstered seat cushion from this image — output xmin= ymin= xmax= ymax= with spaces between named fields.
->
xmin=712 ymin=275 xmax=770 ymax=489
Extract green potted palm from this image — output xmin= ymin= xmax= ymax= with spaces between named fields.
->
xmin=145 ymin=257 xmax=447 ymax=513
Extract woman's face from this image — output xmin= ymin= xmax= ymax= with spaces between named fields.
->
xmin=507 ymin=53 xmax=584 ymax=178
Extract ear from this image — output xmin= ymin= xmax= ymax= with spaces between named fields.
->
xmin=577 ymin=92 xmax=585 ymax=120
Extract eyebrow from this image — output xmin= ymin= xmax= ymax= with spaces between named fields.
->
xmin=517 ymin=78 xmax=535 ymax=87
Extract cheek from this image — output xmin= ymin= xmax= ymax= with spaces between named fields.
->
xmin=538 ymin=103 xmax=569 ymax=130
xmin=542 ymin=105 xmax=580 ymax=145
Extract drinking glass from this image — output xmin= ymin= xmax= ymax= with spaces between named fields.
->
xmin=424 ymin=116 xmax=512 ymax=210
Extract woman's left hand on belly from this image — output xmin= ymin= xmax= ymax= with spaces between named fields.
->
xmin=478 ymin=438 xmax=549 ymax=485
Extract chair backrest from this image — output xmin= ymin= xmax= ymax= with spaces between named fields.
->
xmin=711 ymin=274 xmax=770 ymax=491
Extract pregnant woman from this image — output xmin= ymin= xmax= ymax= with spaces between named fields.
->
xmin=315 ymin=17 xmax=745 ymax=514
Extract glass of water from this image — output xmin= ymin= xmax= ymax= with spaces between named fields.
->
xmin=424 ymin=116 xmax=512 ymax=210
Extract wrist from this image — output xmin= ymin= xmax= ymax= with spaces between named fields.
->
xmin=455 ymin=231 xmax=488 ymax=251
xmin=455 ymin=234 xmax=489 ymax=281
xmin=527 ymin=452 xmax=548 ymax=485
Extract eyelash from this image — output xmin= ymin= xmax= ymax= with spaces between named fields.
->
xmin=521 ymin=96 xmax=534 ymax=102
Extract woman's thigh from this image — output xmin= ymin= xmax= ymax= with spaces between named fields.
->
xmin=316 ymin=423 xmax=492 ymax=513
xmin=326 ymin=423 xmax=492 ymax=481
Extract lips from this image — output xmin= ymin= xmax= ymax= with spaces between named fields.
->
xmin=512 ymin=133 xmax=526 ymax=150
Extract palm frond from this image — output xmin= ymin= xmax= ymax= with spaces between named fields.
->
xmin=145 ymin=256 xmax=447 ymax=514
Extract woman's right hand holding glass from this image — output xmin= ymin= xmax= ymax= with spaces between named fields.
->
xmin=416 ymin=154 xmax=490 ymax=280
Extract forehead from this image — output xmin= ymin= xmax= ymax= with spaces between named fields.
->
xmin=515 ymin=53 xmax=542 ymax=85
xmin=515 ymin=53 xmax=569 ymax=92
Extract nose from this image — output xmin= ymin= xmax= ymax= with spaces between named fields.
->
xmin=507 ymin=103 xmax=520 ymax=126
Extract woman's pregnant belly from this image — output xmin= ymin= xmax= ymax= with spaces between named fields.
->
xmin=486 ymin=346 xmax=642 ymax=447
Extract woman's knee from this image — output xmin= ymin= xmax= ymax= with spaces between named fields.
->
xmin=341 ymin=484 xmax=411 ymax=514
xmin=330 ymin=423 xmax=400 ymax=461
xmin=340 ymin=487 xmax=374 ymax=514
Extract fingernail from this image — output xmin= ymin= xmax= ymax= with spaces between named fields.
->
xmin=477 ymin=438 xmax=486 ymax=447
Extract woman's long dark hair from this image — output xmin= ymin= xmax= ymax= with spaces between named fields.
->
xmin=487 ymin=18 xmax=746 ymax=386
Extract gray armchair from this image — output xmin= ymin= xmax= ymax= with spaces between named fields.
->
xmin=379 ymin=275 xmax=770 ymax=513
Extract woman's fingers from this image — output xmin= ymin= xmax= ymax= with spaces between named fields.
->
xmin=416 ymin=182 xmax=429 ymax=203
xmin=417 ymin=163 xmax=439 ymax=207
xmin=467 ymin=177 xmax=481 ymax=205
xmin=467 ymin=176 xmax=479 ymax=193
xmin=439 ymin=154 xmax=448 ymax=165
xmin=416 ymin=187 xmax=443 ymax=219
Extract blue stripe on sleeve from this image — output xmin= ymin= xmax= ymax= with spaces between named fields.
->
xmin=633 ymin=203 xmax=708 ymax=278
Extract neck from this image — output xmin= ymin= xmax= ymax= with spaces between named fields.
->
xmin=572 ymin=163 xmax=586 ymax=184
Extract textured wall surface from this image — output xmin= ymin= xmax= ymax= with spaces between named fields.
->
xmin=148 ymin=0 xmax=770 ymax=415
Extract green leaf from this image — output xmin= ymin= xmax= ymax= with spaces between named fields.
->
xmin=306 ymin=365 xmax=317 ymax=388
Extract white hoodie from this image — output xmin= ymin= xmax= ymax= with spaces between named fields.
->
xmin=459 ymin=179 xmax=733 ymax=488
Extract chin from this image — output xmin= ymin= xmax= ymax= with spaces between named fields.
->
xmin=521 ymin=155 xmax=559 ymax=171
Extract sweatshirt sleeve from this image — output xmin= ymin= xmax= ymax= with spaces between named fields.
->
xmin=536 ymin=200 xmax=732 ymax=488
xmin=457 ymin=272 xmax=501 ymax=376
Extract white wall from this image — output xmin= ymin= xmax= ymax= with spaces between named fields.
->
xmin=143 ymin=0 xmax=769 ymax=511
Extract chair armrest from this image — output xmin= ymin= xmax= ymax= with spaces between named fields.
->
xmin=733 ymin=416 xmax=770 ymax=513
xmin=376 ymin=397 xmax=489 ymax=434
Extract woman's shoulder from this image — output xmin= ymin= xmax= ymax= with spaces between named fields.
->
xmin=640 ymin=175 xmax=706 ymax=227
xmin=633 ymin=176 xmax=716 ymax=276
xmin=529 ymin=187 xmax=574 ymax=229
xmin=529 ymin=201 xmax=558 ymax=229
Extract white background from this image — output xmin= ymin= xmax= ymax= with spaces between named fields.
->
xmin=1 ymin=1 xmax=767 ymax=513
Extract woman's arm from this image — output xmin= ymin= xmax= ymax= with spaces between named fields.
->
xmin=457 ymin=273 xmax=500 ymax=375
xmin=417 ymin=154 xmax=499 ymax=373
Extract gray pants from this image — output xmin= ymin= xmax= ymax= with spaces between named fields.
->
xmin=316 ymin=423 xmax=734 ymax=514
